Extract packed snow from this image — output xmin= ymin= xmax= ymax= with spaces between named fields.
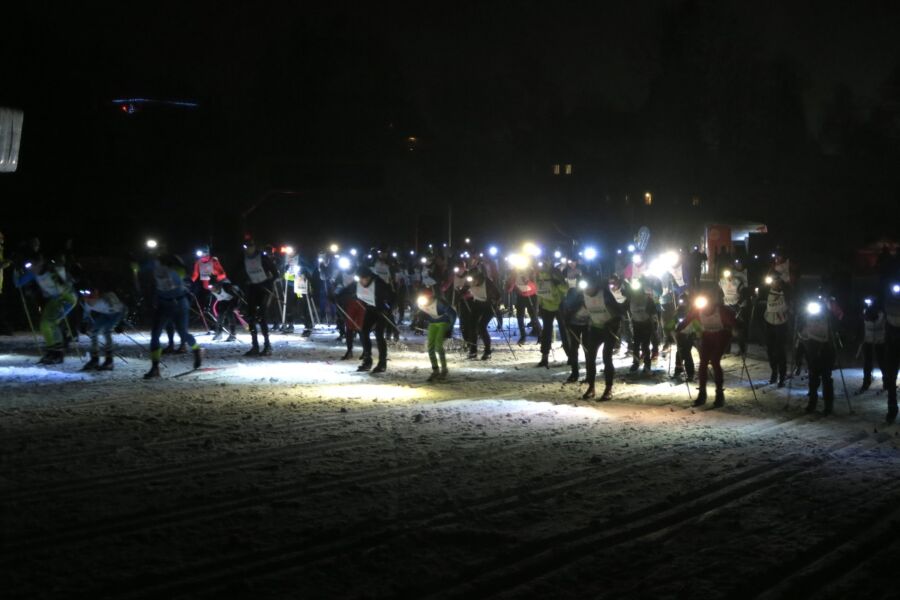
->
xmin=1 ymin=325 xmax=898 ymax=599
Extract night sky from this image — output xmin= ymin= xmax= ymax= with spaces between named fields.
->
xmin=2 ymin=2 xmax=899 ymax=255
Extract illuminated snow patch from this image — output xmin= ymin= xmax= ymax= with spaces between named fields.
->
xmin=226 ymin=361 xmax=360 ymax=384
xmin=0 ymin=366 xmax=91 ymax=384
xmin=308 ymin=383 xmax=426 ymax=401
xmin=445 ymin=399 xmax=612 ymax=421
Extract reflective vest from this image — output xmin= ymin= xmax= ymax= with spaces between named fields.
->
xmin=720 ymin=279 xmax=741 ymax=306
xmin=765 ymin=290 xmax=788 ymax=325
xmin=357 ymin=281 xmax=376 ymax=307
xmin=245 ymin=255 xmax=268 ymax=284
xmin=154 ymin=264 xmax=185 ymax=299
xmin=420 ymin=300 xmax=439 ymax=320
xmin=584 ymin=292 xmax=613 ymax=328
xmin=699 ymin=309 xmax=725 ymax=333
xmin=630 ymin=298 xmax=651 ymax=323
xmin=373 ymin=260 xmax=391 ymax=284
xmin=536 ymin=275 xmax=555 ymax=300
xmin=864 ymin=312 xmax=886 ymax=344
xmin=886 ymin=298 xmax=900 ymax=328
xmin=211 ymin=287 xmax=233 ymax=302
xmin=294 ymin=275 xmax=309 ymax=297
xmin=469 ymin=281 xmax=487 ymax=302
xmin=283 ymin=255 xmax=300 ymax=282
xmin=36 ymin=268 xmax=70 ymax=299
xmin=804 ymin=312 xmax=830 ymax=343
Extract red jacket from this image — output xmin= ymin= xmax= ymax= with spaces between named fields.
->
xmin=192 ymin=256 xmax=227 ymax=289
xmin=506 ymin=273 xmax=537 ymax=297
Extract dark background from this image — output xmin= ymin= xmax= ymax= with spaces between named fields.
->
xmin=2 ymin=1 xmax=899 ymax=260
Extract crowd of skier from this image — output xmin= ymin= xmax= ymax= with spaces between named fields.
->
xmin=1 ymin=231 xmax=899 ymax=423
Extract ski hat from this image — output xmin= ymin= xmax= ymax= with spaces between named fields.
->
xmin=356 ymin=266 xmax=374 ymax=279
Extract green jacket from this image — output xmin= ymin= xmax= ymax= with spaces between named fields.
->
xmin=536 ymin=271 xmax=568 ymax=312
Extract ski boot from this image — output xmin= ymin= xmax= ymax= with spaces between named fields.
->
xmin=599 ymin=385 xmax=613 ymax=401
xmin=340 ymin=350 xmax=353 ymax=361
xmin=301 ymin=329 xmax=312 ymax=338
xmin=886 ymin=403 xmax=898 ymax=424
xmin=225 ymin=334 xmax=237 ymax=342
xmin=40 ymin=350 xmax=64 ymax=365
xmin=629 ymin=362 xmax=639 ymax=373
xmin=467 ymin=350 xmax=478 ymax=360
xmin=161 ymin=343 xmax=176 ymax=355
xmin=437 ymin=368 xmax=448 ymax=381
xmin=244 ymin=344 xmax=260 ymax=357
xmin=260 ymin=342 xmax=272 ymax=356
xmin=81 ymin=355 xmax=100 ymax=371
xmin=517 ymin=335 xmax=526 ymax=346
xmin=283 ymin=324 xmax=295 ymax=334
xmin=858 ymin=379 xmax=871 ymax=394
xmin=713 ymin=387 xmax=725 ymax=408
xmin=777 ymin=377 xmax=786 ymax=388
xmin=174 ymin=343 xmax=187 ymax=354
xmin=426 ymin=368 xmax=441 ymax=383
xmin=822 ymin=397 xmax=834 ymax=417
xmin=193 ymin=348 xmax=202 ymax=369
xmin=212 ymin=330 xmax=223 ymax=341
xmin=357 ymin=357 xmax=373 ymax=372
xmin=480 ymin=350 xmax=492 ymax=361
xmin=769 ymin=371 xmax=778 ymax=385
xmin=642 ymin=364 xmax=652 ymax=375
xmin=672 ymin=366 xmax=684 ymax=379
xmin=582 ymin=384 xmax=595 ymax=400
xmin=805 ymin=395 xmax=818 ymax=414
xmin=565 ymin=369 xmax=579 ymax=384
xmin=98 ymin=353 xmax=114 ymax=371
xmin=143 ymin=362 xmax=161 ymax=379
xmin=371 ymin=360 xmax=387 ymax=374
xmin=536 ymin=355 xmax=549 ymax=368
xmin=693 ymin=387 xmax=708 ymax=407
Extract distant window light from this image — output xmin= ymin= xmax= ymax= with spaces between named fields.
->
xmin=644 ymin=192 xmax=653 ymax=206
xmin=692 ymin=196 xmax=701 ymax=207
xmin=564 ymin=164 xmax=573 ymax=175
xmin=552 ymin=164 xmax=561 ymax=175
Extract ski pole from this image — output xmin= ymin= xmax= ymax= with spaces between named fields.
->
xmin=17 ymin=285 xmax=41 ymax=353
xmin=281 ymin=276 xmax=289 ymax=327
xmin=191 ymin=292 xmax=210 ymax=332
xmin=785 ymin=315 xmax=798 ymax=410
xmin=833 ymin=332 xmax=852 ymax=414
xmin=741 ymin=353 xmax=758 ymax=404
xmin=490 ymin=303 xmax=517 ymax=359
xmin=334 ymin=302 xmax=362 ymax=332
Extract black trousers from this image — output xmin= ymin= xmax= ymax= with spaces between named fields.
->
xmin=469 ymin=300 xmax=493 ymax=354
xmin=514 ymin=294 xmax=539 ymax=337
xmin=676 ymin=333 xmax=695 ymax=379
xmin=765 ymin=322 xmax=788 ymax=378
xmin=862 ymin=342 xmax=885 ymax=386
xmin=804 ymin=339 xmax=835 ymax=409
xmin=247 ymin=283 xmax=272 ymax=345
xmin=631 ymin=320 xmax=653 ymax=368
xmin=457 ymin=298 xmax=475 ymax=353
xmin=361 ymin=308 xmax=387 ymax=365
xmin=215 ymin=298 xmax=237 ymax=336
xmin=583 ymin=326 xmax=616 ymax=387
xmin=286 ymin=284 xmax=313 ymax=330
xmin=884 ymin=329 xmax=900 ymax=409
xmin=729 ymin=304 xmax=750 ymax=354
xmin=539 ymin=307 xmax=569 ymax=358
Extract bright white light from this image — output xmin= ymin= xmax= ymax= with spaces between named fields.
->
xmin=464 ymin=237 xmax=471 ymax=244
xmin=806 ymin=301 xmax=822 ymax=316
xmin=24 ymin=262 xmax=32 ymax=269
xmin=538 ymin=261 xmax=544 ymax=268
xmin=765 ymin=276 xmax=774 ymax=285
xmin=284 ymin=246 xmax=294 ymax=255
xmin=488 ymin=246 xmax=498 ymax=256
xmin=391 ymin=251 xmax=398 ymax=258
xmin=864 ymin=298 xmax=873 ymax=306
xmin=466 ymin=276 xmax=473 ymax=283
xmin=338 ymin=257 xmax=351 ymax=271
xmin=723 ymin=269 xmax=731 ymax=278
xmin=554 ymin=250 xmax=562 ymax=259
xmin=628 ymin=244 xmax=636 ymax=252
xmin=632 ymin=253 xmax=643 ymax=265
xmin=508 ymin=253 xmax=530 ymax=270
xmin=353 ymin=275 xmax=360 ymax=282
xmin=892 ymin=284 xmax=900 ymax=294
xmin=420 ymin=257 xmax=428 ymax=264
xmin=522 ymin=242 xmax=541 ymax=257
xmin=195 ymin=249 xmax=203 ymax=257
xmin=146 ymin=239 xmax=158 ymax=249
xmin=578 ymin=280 xmax=588 ymax=290
xmin=616 ymin=249 xmax=622 ymax=255
xmin=661 ymin=251 xmax=678 ymax=268
xmin=647 ymin=256 xmax=667 ymax=279
xmin=630 ymin=280 xmax=641 ymax=291
xmin=329 ymin=243 xmax=339 ymax=253
xmin=453 ymin=266 xmax=459 ymax=273
xmin=409 ymin=250 xmax=415 ymax=255
xmin=694 ymin=296 xmax=709 ymax=309
xmin=350 ymin=248 xmax=358 ymax=257
xmin=583 ymin=247 xmax=598 ymax=261
xmin=417 ymin=295 xmax=428 ymax=307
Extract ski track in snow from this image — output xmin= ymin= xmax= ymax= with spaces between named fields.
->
xmin=1 ymin=327 xmax=898 ymax=599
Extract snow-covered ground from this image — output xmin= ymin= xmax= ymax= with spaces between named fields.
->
xmin=2 ymin=326 xmax=899 ymax=599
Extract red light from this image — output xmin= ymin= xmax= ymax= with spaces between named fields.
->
xmin=120 ymin=105 xmax=128 ymax=112
xmin=280 ymin=246 xmax=288 ymax=253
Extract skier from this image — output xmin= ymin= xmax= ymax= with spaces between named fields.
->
xmin=677 ymin=290 xmax=736 ymax=407
xmin=15 ymin=254 xmax=77 ymax=364
xmin=416 ymin=289 xmax=457 ymax=382
xmin=466 ymin=266 xmax=499 ymax=360
xmin=720 ymin=269 xmax=750 ymax=354
xmin=567 ymin=272 xmax=621 ymax=400
xmin=282 ymin=247 xmax=313 ymax=337
xmin=449 ymin=261 xmax=476 ymax=358
xmin=241 ymin=239 xmax=277 ymax=357
xmin=883 ymin=283 xmax=900 ymax=423
xmin=608 ymin=274 xmax=631 ymax=356
xmin=628 ymin=277 xmax=659 ymax=374
xmin=668 ymin=291 xmax=696 ymax=382
xmin=142 ymin=253 xmax=201 ymax=378
xmin=209 ymin=276 xmax=240 ymax=342
xmin=762 ymin=273 xmax=791 ymax=387
xmin=354 ymin=266 xmax=392 ymax=373
xmin=507 ymin=265 xmax=540 ymax=345
xmin=190 ymin=245 xmax=227 ymax=330
xmin=799 ymin=294 xmax=844 ymax=415
xmin=81 ymin=285 xmax=125 ymax=371
xmin=859 ymin=297 xmax=886 ymax=394
xmin=535 ymin=261 xmax=570 ymax=368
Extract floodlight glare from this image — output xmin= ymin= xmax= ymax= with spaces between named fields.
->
xmin=630 ymin=280 xmax=641 ymax=291
xmin=488 ymin=246 xmax=498 ymax=256
xmin=723 ymin=269 xmax=731 ymax=278
xmin=628 ymin=244 xmax=636 ymax=252
xmin=578 ymin=280 xmax=588 ymax=290
xmin=694 ymin=296 xmax=709 ymax=310
xmin=632 ymin=253 xmax=643 ymax=265
xmin=338 ymin=256 xmax=351 ymax=271
xmin=146 ymin=239 xmax=158 ymax=249
xmin=765 ymin=276 xmax=774 ymax=285
xmin=806 ymin=301 xmax=822 ymax=316
xmin=416 ymin=295 xmax=428 ymax=307
xmin=329 ymin=243 xmax=339 ymax=253
xmin=583 ymin=247 xmax=598 ymax=261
